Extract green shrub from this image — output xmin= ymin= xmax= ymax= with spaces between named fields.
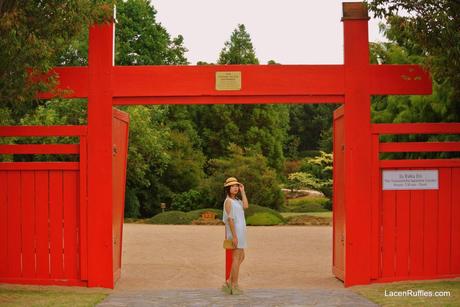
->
xmin=170 ymin=189 xmax=203 ymax=212
xmin=281 ymin=197 xmax=330 ymax=212
xmin=246 ymin=212 xmax=284 ymax=226
xmin=322 ymin=198 xmax=332 ymax=211
xmin=148 ymin=211 xmax=194 ymax=224
xmin=244 ymin=204 xmax=285 ymax=221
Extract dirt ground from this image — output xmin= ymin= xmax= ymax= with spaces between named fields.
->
xmin=114 ymin=224 xmax=343 ymax=291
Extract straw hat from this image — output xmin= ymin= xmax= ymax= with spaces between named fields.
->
xmin=224 ymin=177 xmax=241 ymax=187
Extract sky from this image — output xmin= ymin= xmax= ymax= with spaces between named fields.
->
xmin=150 ymin=0 xmax=387 ymax=65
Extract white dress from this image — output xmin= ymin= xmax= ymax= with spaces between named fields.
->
xmin=222 ymin=197 xmax=247 ymax=249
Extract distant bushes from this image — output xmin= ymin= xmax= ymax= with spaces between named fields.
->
xmin=148 ymin=204 xmax=286 ymax=226
xmin=281 ymin=197 xmax=330 ymax=212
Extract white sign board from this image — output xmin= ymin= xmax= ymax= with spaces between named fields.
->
xmin=382 ymin=170 xmax=439 ymax=190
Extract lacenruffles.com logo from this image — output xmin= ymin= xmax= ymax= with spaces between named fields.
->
xmin=384 ymin=289 xmax=451 ymax=297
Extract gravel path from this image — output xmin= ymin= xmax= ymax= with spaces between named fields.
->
xmin=114 ymin=224 xmax=343 ymax=291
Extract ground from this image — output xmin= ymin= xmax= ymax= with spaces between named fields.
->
xmin=115 ymin=224 xmax=342 ymax=291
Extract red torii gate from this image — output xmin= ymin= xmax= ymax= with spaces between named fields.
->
xmin=42 ymin=2 xmax=431 ymax=288
xmin=2 ymin=2 xmax=444 ymax=288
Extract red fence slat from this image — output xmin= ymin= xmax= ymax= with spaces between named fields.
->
xmin=437 ymin=168 xmax=452 ymax=275
xmin=6 ymin=171 xmax=21 ymax=277
xmin=423 ymin=190 xmax=438 ymax=276
xmin=0 ymin=126 xmax=87 ymax=137
xmin=380 ymin=142 xmax=460 ymax=153
xmin=35 ymin=171 xmax=50 ymax=279
xmin=372 ymin=123 xmax=460 ymax=135
xmin=452 ymin=168 xmax=460 ymax=274
xmin=0 ymin=144 xmax=79 ymax=155
xmin=0 ymin=172 xmax=7 ymax=276
xmin=63 ymin=171 xmax=78 ymax=279
xmin=0 ymin=162 xmax=79 ymax=170
xmin=21 ymin=171 xmax=36 ymax=278
xmin=395 ymin=190 xmax=410 ymax=277
xmin=49 ymin=171 xmax=64 ymax=279
xmin=409 ymin=191 xmax=424 ymax=277
xmin=382 ymin=190 xmax=396 ymax=278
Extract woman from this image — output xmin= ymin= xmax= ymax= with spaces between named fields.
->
xmin=222 ymin=177 xmax=249 ymax=295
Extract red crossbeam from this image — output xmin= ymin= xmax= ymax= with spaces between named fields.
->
xmin=38 ymin=63 xmax=431 ymax=102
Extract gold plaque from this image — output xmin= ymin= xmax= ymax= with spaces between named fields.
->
xmin=216 ymin=71 xmax=241 ymax=91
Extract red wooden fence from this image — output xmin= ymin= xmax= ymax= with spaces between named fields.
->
xmin=0 ymin=126 xmax=88 ymax=286
xmin=333 ymin=118 xmax=460 ymax=285
xmin=0 ymin=108 xmax=129 ymax=286
xmin=371 ymin=123 xmax=460 ymax=283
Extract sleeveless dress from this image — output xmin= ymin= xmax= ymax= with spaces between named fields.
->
xmin=222 ymin=197 xmax=247 ymax=249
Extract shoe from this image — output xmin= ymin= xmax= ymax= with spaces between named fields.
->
xmin=231 ymin=286 xmax=244 ymax=295
xmin=221 ymin=282 xmax=232 ymax=295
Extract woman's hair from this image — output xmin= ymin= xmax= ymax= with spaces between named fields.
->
xmin=224 ymin=185 xmax=240 ymax=197
xmin=224 ymin=186 xmax=231 ymax=197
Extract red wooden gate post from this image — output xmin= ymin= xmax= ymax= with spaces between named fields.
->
xmin=342 ymin=3 xmax=373 ymax=286
xmin=87 ymin=22 xmax=114 ymax=288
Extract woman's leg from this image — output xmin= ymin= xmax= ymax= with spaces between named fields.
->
xmin=230 ymin=249 xmax=242 ymax=287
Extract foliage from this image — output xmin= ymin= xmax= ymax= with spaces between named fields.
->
xmin=148 ymin=211 xmax=194 ymax=225
xmin=170 ymin=190 xmax=203 ymax=212
xmin=159 ymin=131 xmax=206 ymax=195
xmin=367 ymin=0 xmax=460 ymax=118
xmin=122 ymin=105 xmax=171 ymax=217
xmin=218 ymin=24 xmax=259 ymax=64
xmin=205 ymin=144 xmax=285 ymax=210
xmin=246 ymin=212 xmax=284 ymax=226
xmin=298 ymin=151 xmax=333 ymax=198
xmin=243 ymin=204 xmax=285 ymax=222
xmin=0 ymin=0 xmax=112 ymax=113
xmin=286 ymin=104 xmax=338 ymax=158
xmin=115 ymin=0 xmax=188 ymax=65
xmin=281 ymin=197 xmax=330 ymax=213
xmin=148 ymin=209 xmax=223 ymax=224
xmin=286 ymin=172 xmax=320 ymax=192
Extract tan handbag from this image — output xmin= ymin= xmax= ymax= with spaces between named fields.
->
xmin=223 ymin=239 xmax=234 ymax=249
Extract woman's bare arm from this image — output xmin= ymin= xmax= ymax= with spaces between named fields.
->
xmin=225 ymin=199 xmax=238 ymax=246
xmin=240 ymin=184 xmax=249 ymax=209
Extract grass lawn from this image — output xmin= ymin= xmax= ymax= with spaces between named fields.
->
xmin=280 ymin=211 xmax=332 ymax=218
xmin=0 ymin=285 xmax=109 ymax=307
xmin=351 ymin=278 xmax=460 ymax=306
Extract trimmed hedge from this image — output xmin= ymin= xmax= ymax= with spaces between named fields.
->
xmin=281 ymin=197 xmax=330 ymax=212
xmin=246 ymin=212 xmax=284 ymax=226
xmin=244 ymin=204 xmax=285 ymax=222
xmin=148 ymin=211 xmax=194 ymax=225
xmin=147 ymin=205 xmax=287 ymax=226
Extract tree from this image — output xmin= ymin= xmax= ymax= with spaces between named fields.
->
xmin=0 ymin=0 xmax=112 ymax=120
xmin=299 ymin=151 xmax=333 ymax=198
xmin=192 ymin=24 xmax=289 ymax=173
xmin=367 ymin=0 xmax=460 ymax=118
xmin=286 ymin=104 xmax=338 ymax=158
xmin=218 ymin=24 xmax=259 ymax=64
xmin=115 ymin=0 xmax=188 ymax=65
xmin=204 ymin=144 xmax=284 ymax=210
